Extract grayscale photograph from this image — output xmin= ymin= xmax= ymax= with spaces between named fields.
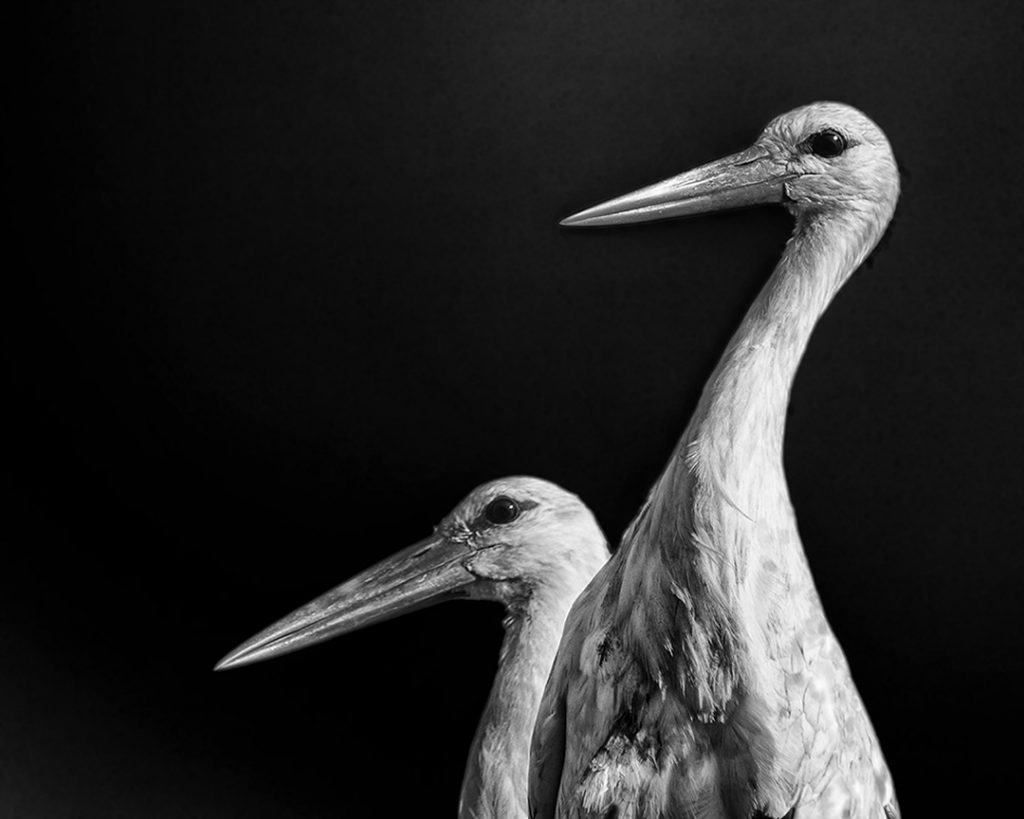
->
xmin=10 ymin=1 xmax=1023 ymax=816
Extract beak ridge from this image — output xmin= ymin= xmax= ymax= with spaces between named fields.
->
xmin=560 ymin=143 xmax=790 ymax=228
xmin=215 ymin=534 xmax=477 ymax=671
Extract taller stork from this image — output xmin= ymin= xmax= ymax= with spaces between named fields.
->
xmin=530 ymin=102 xmax=900 ymax=818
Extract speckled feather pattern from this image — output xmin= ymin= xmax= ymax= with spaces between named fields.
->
xmin=530 ymin=104 xmax=901 ymax=819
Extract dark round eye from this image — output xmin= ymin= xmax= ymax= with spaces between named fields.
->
xmin=809 ymin=129 xmax=847 ymax=158
xmin=484 ymin=496 xmax=520 ymax=525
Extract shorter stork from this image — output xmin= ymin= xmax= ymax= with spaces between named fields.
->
xmin=216 ymin=477 xmax=609 ymax=819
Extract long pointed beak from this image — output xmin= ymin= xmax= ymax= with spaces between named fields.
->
xmin=560 ymin=143 xmax=791 ymax=227
xmin=215 ymin=534 xmax=477 ymax=670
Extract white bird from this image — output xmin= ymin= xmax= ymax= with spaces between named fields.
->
xmin=216 ymin=477 xmax=609 ymax=819
xmin=529 ymin=102 xmax=901 ymax=818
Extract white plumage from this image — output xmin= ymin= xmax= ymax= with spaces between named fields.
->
xmin=530 ymin=102 xmax=901 ymax=819
xmin=216 ymin=477 xmax=608 ymax=818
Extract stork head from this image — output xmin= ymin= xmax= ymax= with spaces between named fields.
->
xmin=560 ymin=101 xmax=899 ymax=227
xmin=215 ymin=477 xmax=607 ymax=670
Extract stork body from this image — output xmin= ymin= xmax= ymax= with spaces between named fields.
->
xmin=216 ymin=477 xmax=608 ymax=819
xmin=530 ymin=103 xmax=900 ymax=818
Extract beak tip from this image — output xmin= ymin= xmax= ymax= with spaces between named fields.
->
xmin=559 ymin=212 xmax=594 ymax=228
xmin=214 ymin=644 xmax=255 ymax=672
xmin=213 ymin=655 xmax=236 ymax=672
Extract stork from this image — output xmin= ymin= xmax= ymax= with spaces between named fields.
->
xmin=216 ymin=477 xmax=608 ymax=818
xmin=529 ymin=102 xmax=901 ymax=818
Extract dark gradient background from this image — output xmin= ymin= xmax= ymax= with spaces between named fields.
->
xmin=10 ymin=1 xmax=1023 ymax=815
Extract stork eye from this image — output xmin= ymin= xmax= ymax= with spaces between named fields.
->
xmin=808 ymin=129 xmax=847 ymax=158
xmin=484 ymin=496 xmax=520 ymax=525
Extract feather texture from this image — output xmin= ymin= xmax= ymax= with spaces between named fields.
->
xmin=530 ymin=103 xmax=901 ymax=818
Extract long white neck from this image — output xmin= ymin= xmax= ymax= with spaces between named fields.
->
xmin=620 ymin=206 xmax=892 ymax=708
xmin=457 ymin=585 xmax=581 ymax=819
xmin=691 ymin=209 xmax=884 ymax=501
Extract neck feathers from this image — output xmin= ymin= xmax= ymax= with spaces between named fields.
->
xmin=694 ymin=209 xmax=882 ymax=481
xmin=615 ymin=206 xmax=891 ymax=709
xmin=458 ymin=582 xmax=586 ymax=818
xmin=630 ymin=207 xmax=888 ymax=559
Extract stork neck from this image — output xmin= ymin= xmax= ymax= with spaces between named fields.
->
xmin=623 ymin=208 xmax=889 ymax=604
xmin=458 ymin=586 xmax=577 ymax=819
xmin=688 ymin=209 xmax=885 ymax=507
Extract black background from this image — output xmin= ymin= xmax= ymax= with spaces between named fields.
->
xmin=10 ymin=1 xmax=1024 ymax=815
